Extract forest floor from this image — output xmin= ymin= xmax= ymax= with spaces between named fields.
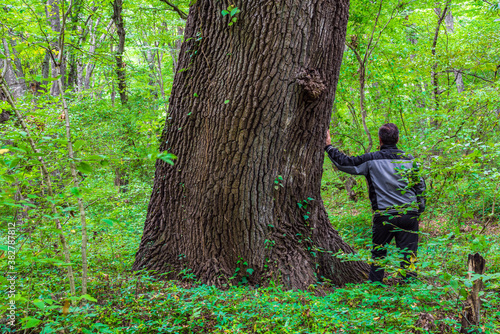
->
xmin=4 ymin=164 xmax=500 ymax=333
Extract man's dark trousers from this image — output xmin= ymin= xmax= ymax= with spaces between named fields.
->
xmin=369 ymin=212 xmax=420 ymax=282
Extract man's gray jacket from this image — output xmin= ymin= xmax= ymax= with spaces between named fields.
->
xmin=325 ymin=144 xmax=426 ymax=215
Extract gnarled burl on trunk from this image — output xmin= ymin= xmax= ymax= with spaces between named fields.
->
xmin=133 ymin=0 xmax=369 ymax=289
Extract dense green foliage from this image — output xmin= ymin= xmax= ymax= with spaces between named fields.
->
xmin=1 ymin=0 xmax=499 ymax=332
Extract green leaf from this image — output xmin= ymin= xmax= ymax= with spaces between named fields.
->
xmin=0 ymin=53 xmax=6 ymax=59
xmin=87 ymin=155 xmax=103 ymax=161
xmin=80 ymin=294 xmax=97 ymax=302
xmin=102 ymin=219 xmax=114 ymax=226
xmin=230 ymin=8 xmax=239 ymax=16
xmin=45 ymin=75 xmax=62 ymax=82
xmin=77 ymin=162 xmax=93 ymax=174
xmin=21 ymin=317 xmax=42 ymax=329
xmin=8 ymin=158 xmax=20 ymax=169
xmin=73 ymin=140 xmax=86 ymax=151
xmin=221 ymin=10 xmax=229 ymax=16
xmin=33 ymin=299 xmax=46 ymax=310
xmin=70 ymin=187 xmax=82 ymax=198
xmin=157 ymin=152 xmax=177 ymax=165
xmin=1 ymin=174 xmax=16 ymax=182
xmin=224 ymin=100 xmax=230 ymax=104
xmin=246 ymin=268 xmax=254 ymax=275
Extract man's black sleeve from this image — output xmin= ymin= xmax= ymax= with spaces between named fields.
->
xmin=324 ymin=145 xmax=371 ymax=176
xmin=411 ymin=162 xmax=426 ymax=214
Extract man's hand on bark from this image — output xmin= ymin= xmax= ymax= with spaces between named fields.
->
xmin=325 ymin=129 xmax=332 ymax=146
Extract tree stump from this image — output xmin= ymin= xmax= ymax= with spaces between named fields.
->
xmin=460 ymin=253 xmax=486 ymax=333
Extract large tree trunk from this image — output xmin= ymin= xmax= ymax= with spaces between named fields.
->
xmin=133 ymin=0 xmax=368 ymax=290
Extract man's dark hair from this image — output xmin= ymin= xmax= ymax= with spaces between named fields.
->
xmin=378 ymin=123 xmax=399 ymax=145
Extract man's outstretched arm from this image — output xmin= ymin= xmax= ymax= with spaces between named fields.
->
xmin=324 ymin=130 xmax=371 ymax=176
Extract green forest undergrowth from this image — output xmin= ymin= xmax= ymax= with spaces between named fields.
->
xmin=1 ymin=0 xmax=500 ymax=332
xmin=2 ymin=173 xmax=500 ymax=333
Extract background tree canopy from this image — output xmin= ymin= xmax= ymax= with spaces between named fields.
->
xmin=0 ymin=0 xmax=499 ymax=332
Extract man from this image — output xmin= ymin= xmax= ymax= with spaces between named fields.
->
xmin=324 ymin=123 xmax=426 ymax=283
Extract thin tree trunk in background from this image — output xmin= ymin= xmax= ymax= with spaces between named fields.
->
xmin=455 ymin=71 xmax=464 ymax=93
xmin=7 ymin=37 xmax=26 ymax=96
xmin=0 ymin=71 xmax=76 ymax=297
xmin=76 ymin=60 xmax=84 ymax=91
xmin=111 ymin=0 xmax=129 ymax=192
xmin=344 ymin=0 xmax=399 ymax=153
xmin=84 ymin=18 xmax=113 ymax=90
xmin=53 ymin=0 xmax=89 ymax=294
xmin=359 ymin=67 xmax=372 ymax=153
xmin=133 ymin=0 xmax=369 ymax=289
xmin=430 ymin=3 xmax=449 ymax=126
xmin=444 ymin=10 xmax=464 ymax=94
xmin=8 ymin=39 xmax=24 ymax=82
xmin=445 ymin=9 xmax=453 ymax=32
xmin=67 ymin=48 xmax=79 ymax=91
xmin=41 ymin=50 xmax=51 ymax=87
xmin=58 ymin=70 xmax=89 ymax=294
xmin=2 ymin=39 xmax=26 ymax=98
xmin=110 ymin=44 xmax=116 ymax=107
xmin=84 ymin=17 xmax=99 ymax=90
xmin=46 ymin=0 xmax=63 ymax=96
xmin=139 ymin=39 xmax=158 ymax=96
xmin=66 ymin=0 xmax=83 ymax=90
xmin=167 ymin=26 xmax=184 ymax=72
xmin=344 ymin=44 xmax=372 ymax=154
xmin=112 ymin=0 xmax=127 ymax=105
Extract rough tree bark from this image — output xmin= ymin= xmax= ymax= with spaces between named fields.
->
xmin=133 ymin=0 xmax=369 ymax=290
